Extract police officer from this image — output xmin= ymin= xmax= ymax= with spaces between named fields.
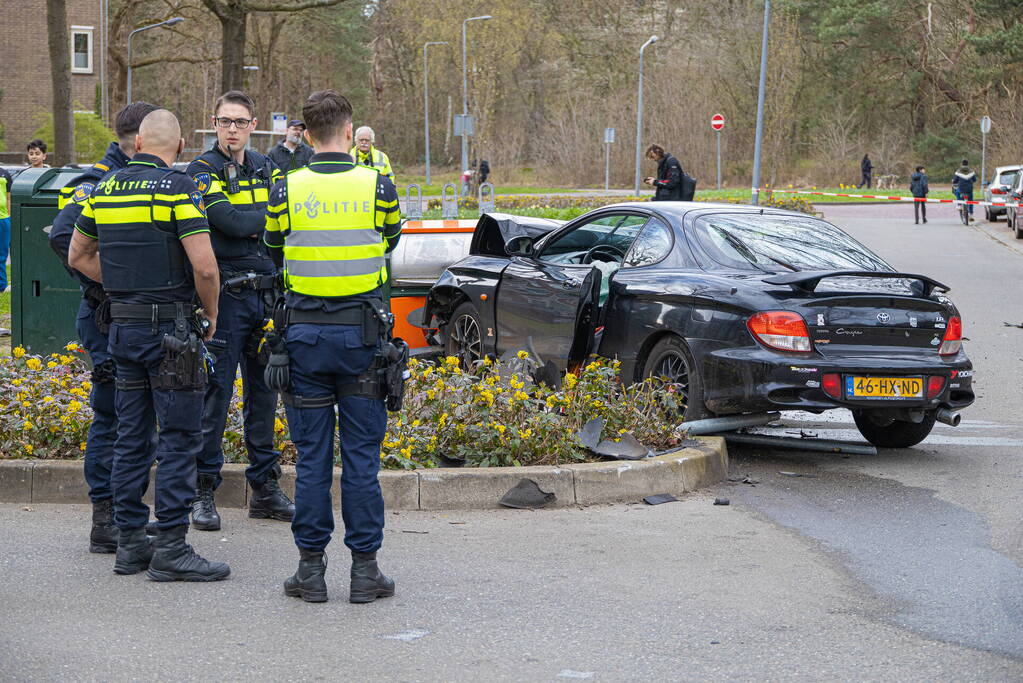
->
xmin=351 ymin=126 xmax=394 ymax=182
xmin=186 ymin=90 xmax=294 ymax=530
xmin=264 ymin=90 xmax=402 ymax=603
xmin=49 ymin=101 xmax=159 ymax=553
xmin=69 ymin=109 xmax=229 ymax=581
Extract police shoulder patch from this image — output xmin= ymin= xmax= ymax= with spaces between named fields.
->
xmin=192 ymin=172 xmax=212 ymax=194
xmin=72 ymin=182 xmax=95 ymax=204
xmin=190 ymin=190 xmax=206 ymax=215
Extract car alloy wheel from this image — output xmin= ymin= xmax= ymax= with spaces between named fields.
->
xmin=654 ymin=351 xmax=691 ymax=409
xmin=452 ymin=312 xmax=483 ymax=366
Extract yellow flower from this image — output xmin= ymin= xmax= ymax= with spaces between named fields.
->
xmin=11 ymin=378 xmax=22 ymax=386
xmin=618 ymin=428 xmax=628 ymax=435
xmin=80 ymin=442 xmax=87 ymax=451
xmin=564 ymin=373 xmax=578 ymax=389
xmin=70 ymin=388 xmax=87 ymax=398
xmin=426 ymin=390 xmax=435 ymax=400
xmin=82 ymin=381 xmax=92 ymax=392
xmin=59 ymin=355 xmax=74 ymax=364
xmin=24 ymin=444 xmax=33 ymax=454
xmin=445 ymin=355 xmax=460 ymax=367
xmin=67 ymin=400 xmax=83 ymax=413
xmin=516 ymin=350 xmax=529 ymax=360
xmin=65 ymin=342 xmax=80 ymax=352
xmin=22 ymin=401 xmax=30 ymax=408
xmin=495 ymin=424 xmax=507 ymax=435
xmin=514 ymin=391 xmax=529 ymax=401
xmin=13 ymin=346 xmax=26 ymax=358
xmin=439 ymin=413 xmax=448 ymax=427
xmin=46 ymin=361 xmax=58 ymax=368
xmin=43 ymin=396 xmax=54 ymax=403
xmin=49 ymin=426 xmax=58 ymax=433
xmin=22 ymin=420 xmax=34 ymax=430
xmin=518 ymin=429 xmax=533 ymax=440
xmin=274 ymin=418 xmax=286 ymax=434
xmin=412 ymin=419 xmax=421 ymax=427
xmin=482 ymin=356 xmax=493 ymax=366
xmin=26 ymin=358 xmax=42 ymax=371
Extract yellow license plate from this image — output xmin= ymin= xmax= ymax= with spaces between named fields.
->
xmin=846 ymin=376 xmax=923 ymax=399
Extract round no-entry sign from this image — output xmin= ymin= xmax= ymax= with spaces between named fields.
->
xmin=711 ymin=114 xmax=725 ymax=131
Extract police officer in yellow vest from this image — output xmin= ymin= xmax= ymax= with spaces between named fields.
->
xmin=350 ymin=126 xmax=394 ymax=182
xmin=264 ymin=90 xmax=402 ymax=603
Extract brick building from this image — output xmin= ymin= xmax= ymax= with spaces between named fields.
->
xmin=0 ymin=0 xmax=103 ymax=163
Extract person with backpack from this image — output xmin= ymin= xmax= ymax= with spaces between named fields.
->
xmin=644 ymin=144 xmax=694 ymax=201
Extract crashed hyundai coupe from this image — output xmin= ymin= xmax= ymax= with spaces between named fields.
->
xmin=422 ymin=203 xmax=975 ymax=448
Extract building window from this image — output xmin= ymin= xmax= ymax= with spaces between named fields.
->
xmin=71 ymin=27 xmax=93 ymax=74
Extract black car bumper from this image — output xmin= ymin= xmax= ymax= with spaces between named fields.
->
xmin=696 ymin=341 xmax=975 ymax=415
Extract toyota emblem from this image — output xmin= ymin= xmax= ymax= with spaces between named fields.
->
xmin=876 ymin=312 xmax=891 ymax=323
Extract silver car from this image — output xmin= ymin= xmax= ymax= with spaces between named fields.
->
xmin=1006 ymin=171 xmax=1023 ymax=239
xmin=984 ymin=164 xmax=1021 ymax=221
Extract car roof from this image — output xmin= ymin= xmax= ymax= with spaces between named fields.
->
xmin=596 ymin=200 xmax=811 ymax=221
xmin=994 ymin=165 xmax=1023 ymax=173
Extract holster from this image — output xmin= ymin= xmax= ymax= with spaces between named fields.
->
xmin=152 ymin=303 xmax=208 ymax=391
xmin=83 ymin=284 xmax=112 ymax=334
xmin=91 ymin=358 xmax=117 ymax=385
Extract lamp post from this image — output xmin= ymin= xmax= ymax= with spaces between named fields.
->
xmin=461 ymin=14 xmax=492 ymax=187
xmin=423 ymin=41 xmax=448 ymax=186
xmin=633 ymin=35 xmax=658 ymax=195
xmin=750 ymin=0 xmax=770 ymax=206
xmin=127 ymin=16 xmax=183 ymax=103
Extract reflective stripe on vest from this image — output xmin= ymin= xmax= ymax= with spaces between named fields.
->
xmin=283 ymin=164 xmax=385 ymax=297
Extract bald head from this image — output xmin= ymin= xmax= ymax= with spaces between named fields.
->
xmin=135 ymin=109 xmax=184 ymax=165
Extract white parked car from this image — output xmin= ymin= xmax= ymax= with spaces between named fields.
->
xmin=984 ymin=164 xmax=1021 ymax=221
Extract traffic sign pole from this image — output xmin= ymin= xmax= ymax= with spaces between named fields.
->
xmin=716 ymin=130 xmax=721 ymax=190
xmin=604 ymin=127 xmax=615 ymax=192
xmin=711 ymin=114 xmax=725 ymax=190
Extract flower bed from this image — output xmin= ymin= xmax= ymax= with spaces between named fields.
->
xmin=2 ymin=346 xmax=685 ymax=469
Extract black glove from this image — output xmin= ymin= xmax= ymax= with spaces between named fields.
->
xmin=262 ymin=332 xmax=290 ymax=392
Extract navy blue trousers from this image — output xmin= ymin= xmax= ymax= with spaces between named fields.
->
xmin=108 ymin=321 xmax=204 ymax=531
xmin=198 ymin=286 xmax=279 ymax=487
xmin=283 ymin=324 xmax=386 ymax=553
xmin=76 ymin=299 xmax=117 ymax=503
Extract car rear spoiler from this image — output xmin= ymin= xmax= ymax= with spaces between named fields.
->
xmin=763 ymin=270 xmax=950 ymax=297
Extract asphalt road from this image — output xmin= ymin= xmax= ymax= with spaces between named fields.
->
xmin=2 ymin=203 xmax=1022 ymax=681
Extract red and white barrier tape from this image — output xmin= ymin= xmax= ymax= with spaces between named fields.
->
xmin=761 ymin=188 xmax=1019 ymax=208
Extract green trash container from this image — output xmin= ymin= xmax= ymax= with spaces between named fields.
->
xmin=10 ymin=166 xmax=85 ymax=354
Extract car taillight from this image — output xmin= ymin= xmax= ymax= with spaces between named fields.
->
xmin=747 ymin=311 xmax=812 ymax=352
xmin=927 ymin=376 xmax=946 ymax=399
xmin=939 ymin=316 xmax=962 ymax=356
xmin=992 ymin=187 xmax=1005 ymax=195
xmin=822 ymin=373 xmax=842 ymax=398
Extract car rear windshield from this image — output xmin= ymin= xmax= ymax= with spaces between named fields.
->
xmin=998 ymin=170 xmax=1019 ymax=186
xmin=691 ymin=213 xmax=890 ymax=273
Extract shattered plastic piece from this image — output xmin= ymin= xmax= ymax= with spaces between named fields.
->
xmin=499 ymin=478 xmax=556 ymax=509
xmin=713 ymin=498 xmax=730 ymax=505
xmin=577 ymin=417 xmax=653 ymax=460
xmin=643 ymin=493 xmax=678 ymax=505
xmin=727 ymin=475 xmax=760 ymax=485
xmin=577 ymin=418 xmax=604 ymax=451
xmin=1003 ymin=322 xmax=1023 ymax=329
xmin=433 ymin=452 xmax=466 ymax=467
xmin=778 ymin=471 xmax=817 ymax=478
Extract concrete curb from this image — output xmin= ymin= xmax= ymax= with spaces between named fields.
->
xmin=0 ymin=437 xmax=726 ymax=510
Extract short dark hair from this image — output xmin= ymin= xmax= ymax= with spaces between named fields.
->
xmin=26 ymin=138 xmax=47 ymax=153
xmin=646 ymin=144 xmax=665 ymax=157
xmin=915 ymin=165 xmax=924 ymax=172
xmin=115 ymin=101 xmax=159 ymax=138
xmin=215 ymin=90 xmax=255 ymax=117
xmin=302 ymin=90 xmax=353 ymax=143
xmin=961 ymin=159 xmax=969 ymax=166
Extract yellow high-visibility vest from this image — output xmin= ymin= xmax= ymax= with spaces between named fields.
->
xmin=281 ymin=164 xmax=386 ymax=297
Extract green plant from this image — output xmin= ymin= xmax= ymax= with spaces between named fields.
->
xmin=33 ymin=110 xmax=115 ymax=163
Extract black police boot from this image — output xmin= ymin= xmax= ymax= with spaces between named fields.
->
xmin=349 ymin=550 xmax=395 ymax=604
xmin=191 ymin=474 xmax=221 ymax=531
xmin=248 ymin=472 xmax=295 ymax=522
xmin=113 ymin=527 xmax=153 ymax=575
xmin=284 ymin=549 xmax=328 ymax=603
xmin=90 ymin=498 xmax=118 ymax=553
xmin=147 ymin=525 xmax=230 ymax=582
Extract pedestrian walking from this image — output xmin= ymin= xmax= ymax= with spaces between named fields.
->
xmin=910 ymin=165 xmax=929 ymax=224
xmin=643 ymin=144 xmax=685 ymax=201
xmin=350 ymin=126 xmax=394 ymax=181
xmin=264 ymin=90 xmax=402 ymax=603
xmin=267 ymin=119 xmax=314 ymax=173
xmin=68 ymin=109 xmax=230 ymax=582
xmin=186 ymin=90 xmax=294 ymax=531
xmin=49 ymin=101 xmax=160 ymax=552
xmin=857 ymin=154 xmax=873 ymax=189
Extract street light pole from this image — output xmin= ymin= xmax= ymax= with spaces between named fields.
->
xmin=424 ymin=41 xmax=448 ymax=187
xmin=634 ymin=35 xmax=658 ymax=196
xmin=461 ymin=15 xmax=492 ymax=188
xmin=750 ymin=0 xmax=770 ymax=206
xmin=127 ymin=16 xmax=184 ymax=103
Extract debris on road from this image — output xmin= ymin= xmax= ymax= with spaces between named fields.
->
xmin=727 ymin=475 xmax=760 ymax=486
xmin=778 ymin=471 xmax=817 ymax=478
xmin=642 ymin=493 xmax=678 ymax=505
xmin=500 ymin=478 xmax=557 ymax=509
xmin=713 ymin=498 xmax=730 ymax=506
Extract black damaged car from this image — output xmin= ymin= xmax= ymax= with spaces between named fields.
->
xmin=422 ymin=203 xmax=975 ymax=448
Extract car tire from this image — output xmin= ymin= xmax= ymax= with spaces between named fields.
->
xmin=444 ymin=301 xmax=485 ymax=367
xmin=852 ymin=409 xmax=937 ymax=448
xmin=1016 ymin=219 xmax=1023 ymax=240
xmin=642 ymin=335 xmax=710 ymax=421
xmin=985 ymin=206 xmax=992 ymax=222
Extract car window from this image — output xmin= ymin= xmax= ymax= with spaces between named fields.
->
xmin=691 ymin=213 xmax=889 ymax=272
xmin=539 ymin=214 xmax=647 ymax=265
xmin=623 ymin=217 xmax=673 ymax=268
xmin=998 ymin=170 xmax=1019 ymax=187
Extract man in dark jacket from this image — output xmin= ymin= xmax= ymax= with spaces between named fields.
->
xmin=644 ymin=144 xmax=685 ymax=201
xmin=857 ymin=154 xmax=873 ymax=188
xmin=952 ymin=159 xmax=977 ymax=221
xmin=267 ymin=119 xmax=314 ymax=172
xmin=910 ymin=166 xmax=929 ymax=224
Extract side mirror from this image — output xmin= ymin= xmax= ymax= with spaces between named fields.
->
xmin=505 ymin=235 xmax=534 ymax=257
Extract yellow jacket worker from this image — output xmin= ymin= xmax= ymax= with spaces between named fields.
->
xmin=350 ymin=126 xmax=394 ymax=182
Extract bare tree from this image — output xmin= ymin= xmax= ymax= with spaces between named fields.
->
xmin=200 ymin=0 xmax=348 ymax=92
xmin=46 ymin=0 xmax=74 ymax=165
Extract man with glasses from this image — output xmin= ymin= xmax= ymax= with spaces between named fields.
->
xmin=186 ymin=90 xmax=294 ymax=531
xmin=350 ymin=126 xmax=394 ymax=182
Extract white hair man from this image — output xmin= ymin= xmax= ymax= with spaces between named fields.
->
xmin=350 ymin=126 xmax=394 ymax=181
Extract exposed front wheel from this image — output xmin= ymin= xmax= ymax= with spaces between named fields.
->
xmin=443 ymin=301 xmax=484 ymax=368
xmin=642 ymin=335 xmax=709 ymax=421
xmin=852 ymin=409 xmax=937 ymax=448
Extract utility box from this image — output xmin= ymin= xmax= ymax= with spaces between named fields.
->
xmin=10 ymin=167 xmax=83 ymax=354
